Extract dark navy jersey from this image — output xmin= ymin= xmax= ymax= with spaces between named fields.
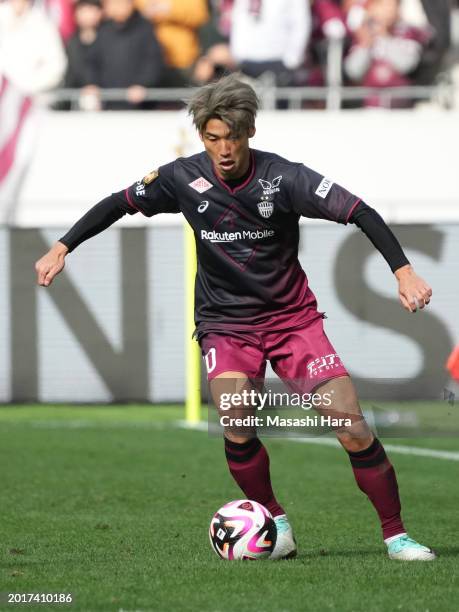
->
xmin=123 ymin=149 xmax=360 ymax=333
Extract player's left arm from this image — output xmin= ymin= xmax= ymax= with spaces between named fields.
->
xmin=289 ymin=165 xmax=432 ymax=313
xmin=349 ymin=203 xmax=432 ymax=313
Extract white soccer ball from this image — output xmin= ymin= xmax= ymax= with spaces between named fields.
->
xmin=209 ymin=499 xmax=277 ymax=560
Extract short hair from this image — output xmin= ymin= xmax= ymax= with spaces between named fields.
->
xmin=187 ymin=74 xmax=259 ymax=136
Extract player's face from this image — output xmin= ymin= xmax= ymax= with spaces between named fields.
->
xmin=103 ymin=0 xmax=134 ymax=23
xmin=201 ymin=118 xmax=255 ymax=180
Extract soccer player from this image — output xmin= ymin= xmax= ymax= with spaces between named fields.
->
xmin=35 ymin=74 xmax=435 ymax=561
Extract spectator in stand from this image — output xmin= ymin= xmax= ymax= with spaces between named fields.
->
xmin=343 ymin=0 xmax=367 ymax=33
xmin=65 ymin=0 xmax=102 ymax=93
xmin=81 ymin=0 xmax=164 ymax=109
xmin=229 ymin=0 xmax=311 ymax=85
xmin=403 ymin=0 xmax=451 ymax=84
xmin=343 ymin=0 xmax=428 ymax=107
xmin=0 ymin=0 xmax=67 ymax=95
xmin=214 ymin=0 xmax=233 ymax=39
xmin=308 ymin=0 xmax=348 ymax=88
xmin=193 ymin=0 xmax=236 ymax=84
xmin=136 ymin=0 xmax=209 ymax=86
xmin=313 ymin=0 xmax=347 ymax=42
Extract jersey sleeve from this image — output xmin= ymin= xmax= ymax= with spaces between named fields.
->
xmin=289 ymin=164 xmax=361 ymax=224
xmin=123 ymin=161 xmax=180 ymax=217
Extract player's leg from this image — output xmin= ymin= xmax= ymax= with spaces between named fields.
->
xmin=314 ymin=375 xmax=435 ymax=560
xmin=201 ymin=334 xmax=286 ymax=518
xmin=210 ymin=371 xmax=286 ymax=518
xmin=201 ymin=333 xmax=296 ymax=559
xmin=210 ymin=372 xmax=297 ymax=560
xmin=268 ymin=320 xmax=435 ymax=560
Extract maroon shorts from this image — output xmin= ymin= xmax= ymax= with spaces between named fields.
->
xmin=199 ymin=317 xmax=348 ymax=393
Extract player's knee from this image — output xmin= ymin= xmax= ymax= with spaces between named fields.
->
xmin=337 ymin=429 xmax=374 ymax=453
xmin=210 ymin=371 xmax=252 ymax=410
xmin=224 ymin=429 xmax=256 ymax=444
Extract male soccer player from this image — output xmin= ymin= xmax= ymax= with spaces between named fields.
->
xmin=36 ymin=74 xmax=435 ymax=561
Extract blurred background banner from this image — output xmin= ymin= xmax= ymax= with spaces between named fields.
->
xmin=1 ymin=220 xmax=456 ymax=403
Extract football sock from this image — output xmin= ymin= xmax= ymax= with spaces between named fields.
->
xmin=224 ymin=437 xmax=285 ymax=517
xmin=348 ymin=437 xmax=405 ymax=540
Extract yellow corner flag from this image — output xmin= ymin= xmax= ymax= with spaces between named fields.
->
xmin=184 ymin=222 xmax=201 ymax=423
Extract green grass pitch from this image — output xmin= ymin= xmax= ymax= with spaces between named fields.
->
xmin=1 ymin=405 xmax=458 ymax=612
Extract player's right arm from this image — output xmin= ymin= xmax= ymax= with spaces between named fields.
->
xmin=35 ymin=163 xmax=179 ymax=286
xmin=34 ymin=192 xmax=130 ymax=286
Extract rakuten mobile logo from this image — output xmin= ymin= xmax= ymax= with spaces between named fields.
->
xmin=201 ymin=229 xmax=275 ymax=243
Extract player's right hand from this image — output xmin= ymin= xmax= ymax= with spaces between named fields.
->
xmin=35 ymin=241 xmax=69 ymax=286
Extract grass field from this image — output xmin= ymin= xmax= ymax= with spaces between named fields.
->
xmin=1 ymin=404 xmax=459 ymax=612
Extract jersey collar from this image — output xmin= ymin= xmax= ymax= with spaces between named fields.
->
xmin=211 ymin=150 xmax=256 ymax=195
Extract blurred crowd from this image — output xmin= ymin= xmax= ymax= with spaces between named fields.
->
xmin=0 ymin=0 xmax=457 ymax=109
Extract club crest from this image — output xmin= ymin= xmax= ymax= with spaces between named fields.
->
xmin=257 ymin=200 xmax=274 ymax=218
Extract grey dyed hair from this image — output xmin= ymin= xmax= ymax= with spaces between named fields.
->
xmin=187 ymin=74 xmax=259 ymax=136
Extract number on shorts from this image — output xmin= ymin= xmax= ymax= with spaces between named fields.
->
xmin=204 ymin=347 xmax=216 ymax=374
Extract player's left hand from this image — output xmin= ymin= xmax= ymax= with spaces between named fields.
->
xmin=395 ymin=265 xmax=432 ymax=313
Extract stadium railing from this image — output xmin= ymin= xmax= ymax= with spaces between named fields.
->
xmin=42 ymin=81 xmax=457 ymax=111
xmin=42 ymin=34 xmax=458 ymax=110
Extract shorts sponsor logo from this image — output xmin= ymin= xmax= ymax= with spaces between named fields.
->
xmin=201 ymin=229 xmax=275 ymax=243
xmin=315 ymin=177 xmax=334 ymax=199
xmin=189 ymin=177 xmax=213 ymax=193
xmin=307 ymin=353 xmax=342 ymax=376
xmin=205 ymin=347 xmax=216 ymax=374
xmin=259 ymin=176 xmax=282 ymax=196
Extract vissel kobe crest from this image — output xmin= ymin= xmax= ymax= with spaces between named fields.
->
xmin=257 ymin=176 xmax=282 ymax=218
xmin=257 ymin=199 xmax=274 ymax=218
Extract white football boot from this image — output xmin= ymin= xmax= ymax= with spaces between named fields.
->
xmin=270 ymin=515 xmax=297 ymax=560
xmin=386 ymin=534 xmax=436 ymax=561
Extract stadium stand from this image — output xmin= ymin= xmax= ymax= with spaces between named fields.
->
xmin=1 ymin=0 xmax=457 ymax=109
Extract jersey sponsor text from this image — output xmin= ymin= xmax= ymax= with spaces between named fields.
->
xmin=315 ymin=177 xmax=334 ymax=199
xmin=201 ymin=229 xmax=275 ymax=243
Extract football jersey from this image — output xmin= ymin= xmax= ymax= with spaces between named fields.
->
xmin=123 ymin=149 xmax=360 ymax=334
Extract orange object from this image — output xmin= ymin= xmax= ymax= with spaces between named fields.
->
xmin=136 ymin=0 xmax=209 ymax=69
xmin=446 ymin=345 xmax=459 ymax=381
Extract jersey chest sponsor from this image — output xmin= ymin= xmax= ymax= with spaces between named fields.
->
xmin=195 ymin=201 xmax=275 ymax=269
xmin=200 ymin=229 xmax=275 ymax=243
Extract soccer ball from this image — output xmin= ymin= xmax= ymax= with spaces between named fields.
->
xmin=209 ymin=499 xmax=277 ymax=560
